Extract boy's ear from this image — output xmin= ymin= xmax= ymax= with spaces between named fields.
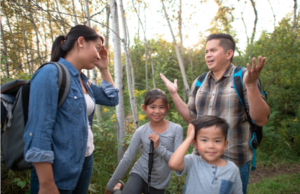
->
xmin=223 ymin=140 xmax=229 ymax=151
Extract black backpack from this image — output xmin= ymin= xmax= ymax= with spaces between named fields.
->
xmin=194 ymin=66 xmax=267 ymax=171
xmin=1 ymin=62 xmax=70 ymax=171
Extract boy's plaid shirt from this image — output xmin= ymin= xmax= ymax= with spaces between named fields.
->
xmin=188 ymin=64 xmax=265 ymax=168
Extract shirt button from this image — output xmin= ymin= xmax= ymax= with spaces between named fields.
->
xmin=213 ymin=171 xmax=215 ymax=174
xmin=212 ymin=166 xmax=215 ymax=168
xmin=29 ymin=132 xmax=32 ymax=136
xmin=215 ymin=177 xmax=217 ymax=180
xmin=74 ymin=96 xmax=77 ymax=99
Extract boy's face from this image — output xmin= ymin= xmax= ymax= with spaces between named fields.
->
xmin=192 ymin=126 xmax=228 ymax=165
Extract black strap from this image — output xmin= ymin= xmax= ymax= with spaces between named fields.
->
xmin=193 ymin=73 xmax=207 ymax=96
xmin=148 ymin=140 xmax=154 ymax=194
xmin=38 ymin=62 xmax=71 ymax=108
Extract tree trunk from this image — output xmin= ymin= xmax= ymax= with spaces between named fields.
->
xmin=132 ymin=0 xmax=156 ymax=88
xmin=109 ymin=0 xmax=127 ymax=162
xmin=21 ymin=14 xmax=31 ymax=74
xmin=267 ymin=0 xmax=276 ymax=28
xmin=250 ymin=0 xmax=257 ymax=44
xmin=47 ymin=0 xmax=54 ymax=43
xmin=119 ymin=0 xmax=139 ymax=130
xmin=293 ymin=0 xmax=297 ymax=33
xmin=144 ymin=43 xmax=149 ymax=91
xmin=105 ymin=5 xmax=110 ymax=50
xmin=72 ymin=0 xmax=79 ymax=25
xmin=0 ymin=20 xmax=9 ymax=78
xmin=5 ymin=9 xmax=20 ymax=71
xmin=161 ymin=0 xmax=190 ymax=95
xmin=54 ymin=0 xmax=66 ymax=34
xmin=85 ymin=0 xmax=101 ymax=125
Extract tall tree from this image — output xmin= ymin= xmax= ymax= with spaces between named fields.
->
xmin=109 ymin=0 xmax=127 ymax=162
xmin=250 ymin=0 xmax=258 ymax=44
xmin=132 ymin=0 xmax=156 ymax=88
xmin=0 ymin=20 xmax=9 ymax=78
xmin=293 ymin=0 xmax=298 ymax=32
xmin=161 ymin=0 xmax=190 ymax=95
xmin=84 ymin=0 xmax=102 ymax=125
xmin=72 ymin=0 xmax=79 ymax=25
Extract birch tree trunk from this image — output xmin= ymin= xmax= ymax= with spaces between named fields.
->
xmin=54 ymin=0 xmax=67 ymax=34
xmin=178 ymin=0 xmax=186 ymax=102
xmin=105 ymin=5 xmax=110 ymax=50
xmin=21 ymin=14 xmax=31 ymax=74
xmin=84 ymin=0 xmax=101 ymax=125
xmin=293 ymin=0 xmax=298 ymax=33
xmin=250 ymin=0 xmax=257 ymax=44
xmin=132 ymin=0 xmax=156 ymax=88
xmin=0 ymin=20 xmax=9 ymax=78
xmin=267 ymin=0 xmax=276 ymax=28
xmin=119 ymin=0 xmax=139 ymax=130
xmin=161 ymin=0 xmax=190 ymax=95
xmin=110 ymin=0 xmax=127 ymax=162
xmin=72 ymin=0 xmax=79 ymax=25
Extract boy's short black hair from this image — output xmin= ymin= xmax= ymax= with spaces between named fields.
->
xmin=190 ymin=115 xmax=229 ymax=141
xmin=206 ymin=33 xmax=235 ymax=62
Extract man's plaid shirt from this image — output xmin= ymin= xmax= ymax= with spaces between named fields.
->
xmin=188 ymin=64 xmax=265 ymax=168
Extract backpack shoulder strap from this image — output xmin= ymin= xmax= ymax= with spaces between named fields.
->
xmin=232 ymin=66 xmax=245 ymax=106
xmin=193 ymin=73 xmax=207 ymax=96
xmin=40 ymin=62 xmax=70 ymax=108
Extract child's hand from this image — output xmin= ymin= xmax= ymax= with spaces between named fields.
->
xmin=187 ymin=124 xmax=195 ymax=141
xmin=148 ymin=133 xmax=160 ymax=149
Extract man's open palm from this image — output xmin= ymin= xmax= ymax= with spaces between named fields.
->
xmin=160 ymin=73 xmax=178 ymax=94
xmin=244 ymin=56 xmax=266 ymax=87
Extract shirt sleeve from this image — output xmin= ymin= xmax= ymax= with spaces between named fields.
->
xmin=232 ymin=168 xmax=243 ymax=194
xmin=106 ymin=128 xmax=142 ymax=191
xmin=91 ymin=80 xmax=119 ymax=106
xmin=155 ymin=124 xmax=183 ymax=162
xmin=175 ymin=154 xmax=193 ymax=176
xmin=188 ymin=79 xmax=198 ymax=119
xmin=23 ymin=64 xmax=59 ymax=163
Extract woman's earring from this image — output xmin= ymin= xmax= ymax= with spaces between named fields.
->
xmin=80 ymin=45 xmax=83 ymax=47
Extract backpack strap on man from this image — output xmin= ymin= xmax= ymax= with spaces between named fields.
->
xmin=233 ymin=66 xmax=263 ymax=171
xmin=39 ymin=62 xmax=71 ymax=108
xmin=193 ymin=73 xmax=207 ymax=96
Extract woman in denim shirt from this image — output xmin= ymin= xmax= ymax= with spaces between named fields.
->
xmin=23 ymin=25 xmax=119 ymax=194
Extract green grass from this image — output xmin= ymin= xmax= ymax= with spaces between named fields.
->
xmin=248 ymin=173 xmax=300 ymax=194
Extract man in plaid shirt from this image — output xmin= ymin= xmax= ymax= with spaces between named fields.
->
xmin=161 ymin=33 xmax=270 ymax=194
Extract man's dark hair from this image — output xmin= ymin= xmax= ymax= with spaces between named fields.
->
xmin=206 ymin=33 xmax=235 ymax=62
xmin=190 ymin=115 xmax=229 ymax=141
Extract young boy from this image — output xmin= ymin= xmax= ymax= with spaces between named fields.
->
xmin=169 ymin=115 xmax=242 ymax=193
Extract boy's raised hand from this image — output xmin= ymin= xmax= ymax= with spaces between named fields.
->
xmin=186 ymin=124 xmax=196 ymax=141
xmin=160 ymin=73 xmax=178 ymax=94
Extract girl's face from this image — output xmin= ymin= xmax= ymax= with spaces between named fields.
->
xmin=80 ymin=37 xmax=103 ymax=70
xmin=142 ymin=98 xmax=169 ymax=124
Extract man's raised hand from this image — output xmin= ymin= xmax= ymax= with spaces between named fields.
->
xmin=160 ymin=73 xmax=178 ymax=94
xmin=244 ymin=56 xmax=266 ymax=88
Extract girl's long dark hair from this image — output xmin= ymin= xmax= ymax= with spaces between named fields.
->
xmin=51 ymin=25 xmax=104 ymax=62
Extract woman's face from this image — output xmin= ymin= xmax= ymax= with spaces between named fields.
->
xmin=81 ymin=37 xmax=103 ymax=70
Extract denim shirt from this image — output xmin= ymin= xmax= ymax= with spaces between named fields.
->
xmin=23 ymin=58 xmax=119 ymax=190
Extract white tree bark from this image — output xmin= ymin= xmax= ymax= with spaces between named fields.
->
xmin=110 ymin=0 xmax=127 ymax=162
xmin=84 ymin=0 xmax=101 ymax=126
xmin=161 ymin=0 xmax=190 ymax=95
xmin=132 ymin=0 xmax=156 ymax=88
xmin=72 ymin=0 xmax=79 ymax=25
xmin=293 ymin=0 xmax=298 ymax=33
xmin=119 ymin=0 xmax=139 ymax=130
xmin=0 ymin=20 xmax=9 ymax=78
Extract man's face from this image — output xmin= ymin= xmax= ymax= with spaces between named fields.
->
xmin=205 ymin=39 xmax=231 ymax=72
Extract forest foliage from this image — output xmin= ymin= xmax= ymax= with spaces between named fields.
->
xmin=1 ymin=0 xmax=299 ymax=193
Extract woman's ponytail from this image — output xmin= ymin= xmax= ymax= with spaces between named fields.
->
xmin=51 ymin=35 xmax=66 ymax=62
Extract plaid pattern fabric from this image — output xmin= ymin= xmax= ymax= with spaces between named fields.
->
xmin=188 ymin=64 xmax=265 ymax=168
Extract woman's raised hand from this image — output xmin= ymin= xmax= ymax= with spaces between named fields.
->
xmin=95 ymin=45 xmax=109 ymax=71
